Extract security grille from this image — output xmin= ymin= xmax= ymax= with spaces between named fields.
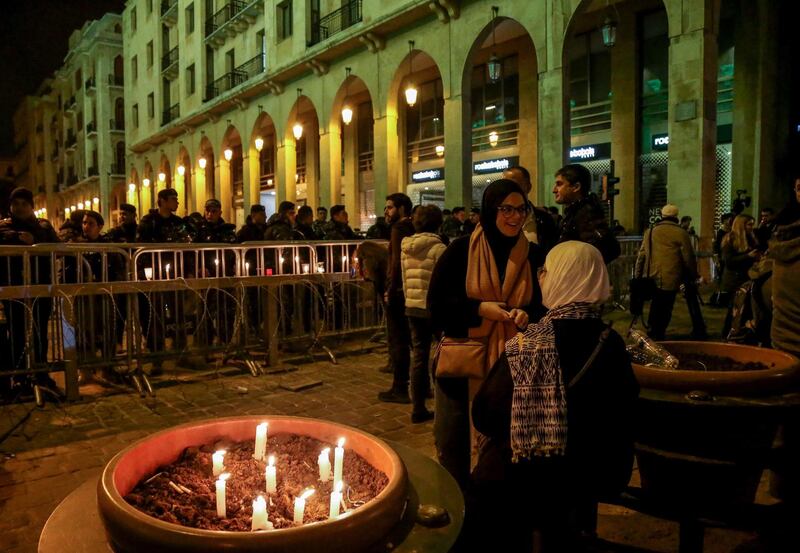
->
xmin=714 ymin=144 xmax=733 ymax=230
xmin=638 ymin=151 xmax=669 ymax=233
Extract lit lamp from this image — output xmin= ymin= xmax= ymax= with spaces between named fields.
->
xmin=435 ymin=144 xmax=445 ymax=157
xmin=224 ymin=148 xmax=233 ymax=162
xmin=405 ymin=41 xmax=418 ymax=107
xmin=71 ymin=205 xmax=76 ymax=212
xmin=487 ymin=7 xmax=502 ymax=83
xmin=489 ymin=131 xmax=499 ymax=147
xmin=129 ymin=182 xmax=136 ymax=192
xmin=254 ymin=137 xmax=264 ymax=152
xmin=158 ymin=171 xmax=166 ymax=183
xmin=77 ymin=202 xmax=84 ymax=210
xmin=42 ymin=207 xmax=47 ymax=215
xmin=341 ymin=67 xmax=353 ymax=125
xmin=292 ymin=123 xmax=303 ymax=140
xmin=65 ymin=207 xmax=71 ymax=216
xmin=93 ymin=197 xmax=99 ymax=207
xmin=601 ymin=16 xmax=617 ymax=48
xmin=143 ymin=177 xmax=151 ymax=188
xmin=177 ymin=164 xmax=186 ymax=176
xmin=198 ymin=157 xmax=207 ymax=169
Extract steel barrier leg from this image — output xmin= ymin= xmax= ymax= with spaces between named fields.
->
xmin=62 ymin=301 xmax=80 ymax=402
xmin=264 ymin=286 xmax=279 ymax=367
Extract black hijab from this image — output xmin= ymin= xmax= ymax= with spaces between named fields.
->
xmin=479 ymin=179 xmax=527 ymax=282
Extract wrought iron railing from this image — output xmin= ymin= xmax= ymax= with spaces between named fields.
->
xmin=161 ymin=0 xmax=178 ymax=17
xmin=162 ymin=103 xmax=180 ymax=126
xmin=110 ymin=164 xmax=125 ymax=176
xmin=406 ymin=135 xmax=445 ymax=163
xmin=472 ymin=119 xmax=519 ymax=151
xmin=86 ymin=121 xmax=97 ymax=135
xmin=85 ymin=76 xmax=96 ymax=90
xmin=205 ymin=0 xmax=246 ymax=37
xmin=161 ymin=46 xmax=179 ymax=72
xmin=88 ymin=166 xmax=99 ymax=177
xmin=570 ymin=100 xmax=611 ymax=136
xmin=108 ymin=74 xmax=124 ymax=87
xmin=204 ymin=54 xmax=264 ymax=101
xmin=309 ymin=0 xmax=362 ymax=46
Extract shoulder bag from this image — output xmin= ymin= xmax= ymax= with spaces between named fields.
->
xmin=433 ymin=335 xmax=488 ymax=379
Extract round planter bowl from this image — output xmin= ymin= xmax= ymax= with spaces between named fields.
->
xmin=632 ymin=341 xmax=800 ymax=396
xmin=97 ymin=416 xmax=408 ymax=553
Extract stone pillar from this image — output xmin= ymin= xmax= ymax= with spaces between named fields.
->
xmin=279 ymin=140 xmax=297 ymax=202
xmin=443 ymin=94 xmax=472 ymax=208
xmin=195 ymin=166 xmax=207 ymax=212
xmin=373 ymin=114 xmax=399 ymax=202
xmin=318 ymin=128 xmax=334 ymax=208
xmin=667 ymin=7 xmax=718 ymax=244
xmin=342 ymin=118 xmax=359 ymax=219
xmin=174 ymin=173 xmax=186 ymax=216
xmin=518 ymin=44 xmax=538 ymax=195
xmin=218 ymin=159 xmax=232 ymax=222
xmin=243 ymin=150 xmax=257 ymax=212
xmin=306 ymin=121 xmax=320 ymax=208
xmin=537 ymin=68 xmax=567 ymax=206
xmin=326 ymin=124 xmax=343 ymax=208
xmin=610 ymin=9 xmax=639 ymax=231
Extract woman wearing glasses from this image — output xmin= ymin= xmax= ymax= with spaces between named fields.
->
xmin=427 ymin=179 xmax=545 ymax=490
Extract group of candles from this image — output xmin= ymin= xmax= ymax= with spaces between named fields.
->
xmin=211 ymin=423 xmax=348 ymax=530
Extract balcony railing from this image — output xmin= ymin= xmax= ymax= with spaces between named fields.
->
xmin=309 ymin=0 xmax=362 ymax=46
xmin=88 ymin=166 xmax=99 ymax=178
xmin=110 ymin=163 xmax=125 ymax=176
xmin=204 ymin=0 xmax=262 ymax=47
xmin=570 ymin=100 xmax=611 ymax=137
xmin=205 ymin=1 xmax=246 ymax=37
xmin=162 ymin=103 xmax=180 ymax=126
xmin=85 ymin=76 xmax=96 ymax=92
xmin=161 ymin=46 xmax=179 ymax=79
xmin=110 ymin=119 xmax=125 ymax=132
xmin=406 ymin=135 xmax=446 ymax=163
xmin=65 ymin=96 xmax=77 ymax=111
xmin=161 ymin=0 xmax=178 ymax=25
xmin=472 ymin=119 xmax=519 ymax=151
xmin=86 ymin=121 xmax=97 ymax=135
xmin=65 ymin=132 xmax=77 ymax=150
xmin=108 ymin=74 xmax=124 ymax=87
xmin=67 ymin=174 xmax=79 ymax=187
xmin=204 ymin=54 xmax=265 ymax=102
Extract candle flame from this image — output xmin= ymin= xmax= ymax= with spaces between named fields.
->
xmin=218 ymin=472 xmax=231 ymax=481
xmin=300 ymin=487 xmax=315 ymax=500
xmin=337 ymin=438 xmax=345 ymax=448
xmin=268 ymin=455 xmax=275 ymax=467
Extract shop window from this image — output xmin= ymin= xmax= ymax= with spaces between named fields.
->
xmin=406 ymin=77 xmax=444 ymax=142
xmin=470 ymin=55 xmax=519 ymax=128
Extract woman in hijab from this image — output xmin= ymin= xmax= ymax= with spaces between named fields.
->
xmin=428 ymin=179 xmax=545 ymax=490
xmin=468 ymin=241 xmax=639 ymax=552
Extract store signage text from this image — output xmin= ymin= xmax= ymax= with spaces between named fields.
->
xmin=568 ymin=143 xmax=610 ymax=161
xmin=652 ymin=134 xmax=670 ymax=150
xmin=411 ymin=168 xmax=445 ymax=183
xmin=472 ymin=156 xmax=519 ymax=175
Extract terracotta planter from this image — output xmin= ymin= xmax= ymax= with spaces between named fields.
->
xmin=632 ymin=341 xmax=800 ymax=396
xmin=97 ymin=416 xmax=408 ymax=553
xmin=632 ymin=342 xmax=800 ymax=517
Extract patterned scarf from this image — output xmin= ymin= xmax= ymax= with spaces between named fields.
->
xmin=507 ymin=302 xmax=599 ymax=461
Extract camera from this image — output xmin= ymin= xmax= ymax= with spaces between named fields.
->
xmin=732 ymin=189 xmax=751 ymax=215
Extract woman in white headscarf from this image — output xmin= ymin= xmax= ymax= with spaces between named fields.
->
xmin=465 ymin=241 xmax=639 ymax=552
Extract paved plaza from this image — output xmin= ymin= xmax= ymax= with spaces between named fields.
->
xmin=0 ymin=301 xmax=770 ymax=552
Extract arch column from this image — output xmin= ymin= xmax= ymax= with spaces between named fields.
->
xmin=327 ymin=124 xmax=344 ymax=208
xmin=306 ymin=122 xmax=320 ymax=208
xmin=174 ymin=172 xmax=186 ymax=216
xmin=667 ymin=1 xmax=719 ymax=244
xmin=318 ymin=128 xmax=333 ymax=208
xmin=443 ymin=94 xmax=472 ymax=208
xmin=373 ymin=113 xmax=399 ymax=201
xmin=247 ymin=149 xmax=259 ymax=209
xmin=342 ymin=119 xmax=358 ymax=219
xmin=518 ymin=44 xmax=539 ymax=194
xmin=195 ymin=167 xmax=207 ymax=212
xmin=537 ymin=67 xmax=567 ymax=206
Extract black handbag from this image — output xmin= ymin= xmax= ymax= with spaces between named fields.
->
xmin=629 ymin=228 xmax=657 ymax=315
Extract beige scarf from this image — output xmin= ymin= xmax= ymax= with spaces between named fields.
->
xmin=466 ymin=223 xmax=533 ymax=377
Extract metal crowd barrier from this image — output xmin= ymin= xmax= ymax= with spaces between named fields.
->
xmin=0 ymin=240 xmax=385 ymax=402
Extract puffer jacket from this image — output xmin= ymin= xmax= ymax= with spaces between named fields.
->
xmin=634 ymin=219 xmax=697 ymax=291
xmin=770 ymin=220 xmax=800 ymax=356
xmin=400 ymin=232 xmax=447 ymax=316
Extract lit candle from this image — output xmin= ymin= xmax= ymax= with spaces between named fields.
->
xmin=316 ymin=262 xmax=325 ymax=273
xmin=265 ymin=455 xmax=277 ymax=494
xmin=252 ymin=495 xmax=269 ymax=531
xmin=215 ymin=473 xmax=230 ymax=518
xmin=212 ymin=450 xmax=225 ymax=476
xmin=165 ymin=263 xmax=171 ymax=279
xmin=144 ymin=267 xmax=153 ymax=280
xmin=334 ymin=438 xmax=345 ymax=485
xmin=254 ymin=422 xmax=268 ymax=461
xmin=318 ymin=448 xmax=331 ymax=482
xmin=245 ymin=261 xmax=250 ymax=273
xmin=329 ymin=480 xmax=344 ymax=519
xmin=293 ymin=488 xmax=315 ymax=524
xmin=302 ymin=263 xmax=310 ymax=274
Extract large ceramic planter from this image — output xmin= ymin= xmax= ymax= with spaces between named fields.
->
xmin=632 ymin=342 xmax=800 ymax=517
xmin=97 ymin=416 xmax=408 ymax=553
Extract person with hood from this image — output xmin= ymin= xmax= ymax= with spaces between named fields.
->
xmin=553 ymin=164 xmax=620 ymax=263
xmin=634 ymin=204 xmax=701 ymax=341
xmin=400 ymin=204 xmax=447 ymax=423
xmin=107 ymin=204 xmax=138 ymax=243
xmin=0 ymin=188 xmax=60 ymax=397
xmin=467 ymin=241 xmax=638 ymax=551
xmin=427 ymin=179 xmax=544 ymax=489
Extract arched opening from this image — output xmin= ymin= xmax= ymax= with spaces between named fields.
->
xmin=198 ymin=136 xmax=215 ymax=213
xmin=114 ymin=98 xmax=125 ymax=131
xmin=222 ymin=124 xmax=244 ymax=225
xmin=113 ymin=55 xmax=124 ymax=86
xmin=115 ymin=141 xmax=126 ymax=175
xmin=251 ymin=111 xmax=277 ymax=217
xmin=286 ymin=94 xmax=320 ymax=207
xmin=389 ymin=47 xmax=444 ymax=207
xmin=464 ymin=13 xmax=538 ymax=206
xmin=330 ymin=72 xmax=374 ymax=231
xmin=564 ymin=0 xmax=669 ymax=233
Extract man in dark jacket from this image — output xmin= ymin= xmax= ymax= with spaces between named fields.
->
xmin=264 ymin=201 xmax=297 ymax=241
xmin=378 ymin=193 xmax=415 ymax=404
xmin=137 ymin=188 xmax=193 ymax=243
xmin=236 ymin=205 xmax=267 ymax=242
xmin=323 ymin=205 xmax=357 ymax=240
xmin=553 ymin=164 xmax=620 ymax=263
xmin=440 ymin=207 xmax=465 ymax=239
xmin=107 ymin=203 xmax=138 ymax=243
xmin=0 ymin=187 xmax=60 ymax=396
xmin=294 ymin=205 xmax=318 ymax=241
xmin=504 ymin=166 xmax=559 ymax=254
xmin=312 ymin=206 xmax=328 ymax=239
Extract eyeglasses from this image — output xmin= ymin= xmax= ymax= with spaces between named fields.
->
xmin=497 ymin=204 xmax=530 ymax=218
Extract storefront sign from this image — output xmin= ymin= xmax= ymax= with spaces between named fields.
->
xmin=652 ymin=133 xmax=670 ymax=150
xmin=472 ymin=156 xmax=519 ymax=175
xmin=568 ymin=143 xmax=610 ymax=161
xmin=411 ymin=168 xmax=444 ymax=183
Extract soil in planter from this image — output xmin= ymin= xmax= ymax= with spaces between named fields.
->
xmin=674 ymin=352 xmax=772 ymax=372
xmin=125 ymin=433 xmax=389 ymax=531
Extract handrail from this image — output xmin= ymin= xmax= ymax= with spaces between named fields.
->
xmin=205 ymin=0 xmax=246 ymax=37
xmin=204 ymin=54 xmax=264 ymax=101
xmin=161 ymin=46 xmax=179 ymax=72
xmin=309 ymin=0 xmax=362 ymax=46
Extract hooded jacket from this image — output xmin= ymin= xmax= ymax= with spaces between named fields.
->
xmin=770 ymin=220 xmax=800 ymax=356
xmin=400 ymin=232 xmax=447 ymax=316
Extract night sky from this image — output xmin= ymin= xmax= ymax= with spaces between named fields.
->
xmin=0 ymin=0 xmax=125 ymax=155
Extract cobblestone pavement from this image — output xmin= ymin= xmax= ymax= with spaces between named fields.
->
xmin=0 ymin=300 xmax=763 ymax=552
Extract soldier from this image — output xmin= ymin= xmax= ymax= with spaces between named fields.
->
xmin=107 ymin=203 xmax=138 ymax=243
xmin=137 ymin=188 xmax=193 ymax=243
xmin=312 ymin=206 xmax=328 ymax=239
xmin=236 ymin=204 xmax=268 ymax=243
xmin=0 ymin=188 xmax=60 ymax=397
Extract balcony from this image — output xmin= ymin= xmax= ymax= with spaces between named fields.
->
xmin=86 ymin=121 xmax=97 ymax=137
xmin=109 ymin=119 xmax=125 ymax=133
xmin=67 ymin=173 xmax=79 ymax=188
xmin=110 ymin=163 xmax=125 ymax=176
xmin=85 ymin=76 xmax=96 ymax=94
xmin=204 ymin=54 xmax=265 ymax=102
xmin=161 ymin=0 xmax=178 ymax=26
xmin=65 ymin=96 xmax=77 ymax=112
xmin=162 ymin=103 xmax=180 ymax=126
xmin=87 ymin=166 xmax=99 ymax=178
xmin=309 ymin=0 xmax=362 ymax=47
xmin=108 ymin=74 xmax=124 ymax=88
xmin=205 ymin=0 xmax=263 ymax=48
xmin=65 ymin=132 xmax=77 ymax=152
xmin=161 ymin=46 xmax=179 ymax=80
